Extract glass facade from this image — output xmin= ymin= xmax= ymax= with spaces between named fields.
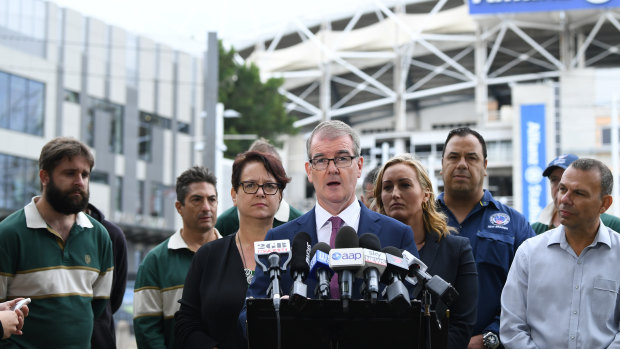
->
xmin=0 ymin=71 xmax=45 ymax=136
xmin=149 ymin=182 xmax=170 ymax=218
xmin=0 ymin=0 xmax=46 ymax=57
xmin=139 ymin=111 xmax=190 ymax=162
xmin=0 ymin=153 xmax=39 ymax=211
xmin=86 ymin=96 xmax=124 ymax=154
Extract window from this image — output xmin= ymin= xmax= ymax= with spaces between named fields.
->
xmin=115 ymin=176 xmax=123 ymax=212
xmin=138 ymin=111 xmax=179 ymax=161
xmin=90 ymin=171 xmax=109 ymax=184
xmin=178 ymin=121 xmax=190 ymax=134
xmin=0 ymin=153 xmax=39 ymax=211
xmin=86 ymin=97 xmax=124 ymax=154
xmin=602 ymin=128 xmax=618 ymax=145
xmin=139 ymin=112 xmax=153 ymax=162
xmin=64 ymin=89 xmax=80 ymax=104
xmin=0 ymin=71 xmax=44 ymax=136
xmin=137 ymin=180 xmax=144 ymax=215
xmin=149 ymin=182 xmax=170 ymax=217
xmin=488 ymin=174 xmax=513 ymax=197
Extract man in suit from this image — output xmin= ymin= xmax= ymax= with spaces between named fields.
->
xmin=241 ymin=120 xmax=418 ymax=322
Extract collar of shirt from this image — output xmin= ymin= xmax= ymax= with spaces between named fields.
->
xmin=168 ymin=227 xmax=222 ymax=250
xmin=274 ymin=199 xmax=290 ymax=223
xmin=437 ymin=189 xmax=499 ymax=215
xmin=315 ymin=199 xmax=361 ymax=244
xmin=536 ymin=202 xmax=556 ymax=226
xmin=25 ymin=196 xmax=93 ymax=229
xmin=549 ymin=219 xmax=612 ymax=253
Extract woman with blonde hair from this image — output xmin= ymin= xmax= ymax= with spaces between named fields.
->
xmin=374 ymin=153 xmax=478 ymax=349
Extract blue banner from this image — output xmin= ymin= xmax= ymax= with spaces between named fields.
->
xmin=521 ymin=104 xmax=547 ymax=222
xmin=469 ymin=0 xmax=620 ymax=15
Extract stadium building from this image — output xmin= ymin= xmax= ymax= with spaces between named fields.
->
xmin=1 ymin=0 xmax=620 ymax=273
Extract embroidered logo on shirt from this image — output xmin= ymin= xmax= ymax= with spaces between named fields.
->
xmin=490 ymin=213 xmax=510 ymax=226
xmin=85 ymin=254 xmax=91 ymax=264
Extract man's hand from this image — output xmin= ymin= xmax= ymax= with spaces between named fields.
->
xmin=468 ymin=334 xmax=485 ymax=349
xmin=0 ymin=310 xmax=20 ymax=339
xmin=0 ymin=298 xmax=30 ymax=337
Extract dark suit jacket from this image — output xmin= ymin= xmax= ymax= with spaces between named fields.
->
xmin=88 ymin=204 xmax=128 ymax=349
xmin=240 ymin=202 xmax=419 ymax=332
xmin=419 ymin=231 xmax=478 ymax=349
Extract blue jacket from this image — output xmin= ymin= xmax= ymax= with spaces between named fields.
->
xmin=239 ymin=202 xmax=419 ymax=333
xmin=420 ymin=231 xmax=478 ymax=349
xmin=437 ymin=190 xmax=534 ymax=336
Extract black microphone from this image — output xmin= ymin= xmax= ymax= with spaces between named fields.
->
xmin=401 ymin=250 xmax=459 ymax=306
xmin=357 ymin=233 xmax=386 ymax=304
xmin=308 ymin=242 xmax=333 ymax=299
xmin=381 ymin=246 xmax=412 ymax=311
xmin=329 ymin=226 xmax=362 ymax=311
xmin=254 ymin=239 xmax=292 ymax=311
xmin=289 ymin=232 xmax=311 ymax=310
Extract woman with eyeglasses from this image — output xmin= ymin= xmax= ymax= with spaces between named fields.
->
xmin=373 ymin=154 xmax=478 ymax=349
xmin=175 ymin=151 xmax=290 ymax=349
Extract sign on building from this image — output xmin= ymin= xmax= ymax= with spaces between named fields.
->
xmin=469 ymin=0 xmax=620 ymax=15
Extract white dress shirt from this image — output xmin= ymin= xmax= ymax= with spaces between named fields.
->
xmin=315 ymin=199 xmax=361 ymax=245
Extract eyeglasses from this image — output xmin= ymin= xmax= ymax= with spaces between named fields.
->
xmin=239 ymin=181 xmax=281 ymax=195
xmin=309 ymin=156 xmax=357 ymax=171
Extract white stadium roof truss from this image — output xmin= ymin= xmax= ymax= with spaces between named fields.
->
xmin=242 ymin=0 xmax=620 ymax=130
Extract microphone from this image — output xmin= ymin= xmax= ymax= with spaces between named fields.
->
xmin=381 ymin=246 xmax=412 ymax=311
xmin=254 ymin=239 xmax=292 ymax=311
xmin=289 ymin=232 xmax=312 ymax=310
xmin=357 ymin=233 xmax=387 ymax=304
xmin=308 ymin=242 xmax=333 ymax=299
xmin=400 ymin=250 xmax=427 ymax=286
xmin=401 ymin=250 xmax=459 ymax=306
xmin=329 ymin=226 xmax=362 ymax=311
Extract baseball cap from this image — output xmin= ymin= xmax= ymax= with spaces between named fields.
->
xmin=542 ymin=154 xmax=578 ymax=177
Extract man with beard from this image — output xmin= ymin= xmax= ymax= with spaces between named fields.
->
xmin=0 ymin=137 xmax=114 ymax=349
xmin=133 ymin=166 xmax=221 ymax=349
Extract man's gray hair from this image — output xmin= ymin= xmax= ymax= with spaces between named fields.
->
xmin=570 ymin=158 xmax=613 ymax=197
xmin=306 ymin=120 xmax=360 ymax=159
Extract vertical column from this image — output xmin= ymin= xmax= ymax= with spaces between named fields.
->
xmin=203 ymin=32 xmax=218 ymax=169
xmin=320 ymin=21 xmax=331 ymax=122
xmin=475 ymin=25 xmax=488 ymax=126
xmin=392 ymin=3 xmax=407 ymax=155
xmin=393 ymin=45 xmax=406 ymax=155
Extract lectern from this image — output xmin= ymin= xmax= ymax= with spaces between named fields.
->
xmin=246 ymin=298 xmax=447 ymax=349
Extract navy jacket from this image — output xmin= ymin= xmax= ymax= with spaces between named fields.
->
xmin=419 ymin=231 xmax=478 ymax=349
xmin=437 ymin=190 xmax=534 ymax=336
xmin=239 ymin=202 xmax=419 ymax=333
xmin=88 ymin=204 xmax=128 ymax=349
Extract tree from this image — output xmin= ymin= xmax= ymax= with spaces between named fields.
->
xmin=218 ymin=42 xmax=297 ymax=158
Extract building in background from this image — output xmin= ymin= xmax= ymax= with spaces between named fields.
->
xmin=0 ymin=0 xmax=211 ymax=278
xmin=2 ymin=1 xmax=620 ymax=274
xmin=237 ymin=0 xmax=620 ymax=219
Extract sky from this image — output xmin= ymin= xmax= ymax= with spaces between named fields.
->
xmin=51 ymin=0 xmax=401 ymax=55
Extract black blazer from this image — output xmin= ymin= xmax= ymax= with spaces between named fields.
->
xmin=419 ymin=231 xmax=478 ymax=349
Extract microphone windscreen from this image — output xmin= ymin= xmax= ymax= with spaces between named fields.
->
xmin=290 ymin=232 xmax=312 ymax=276
xmin=358 ymin=233 xmax=381 ymax=251
xmin=335 ymin=226 xmax=359 ymax=249
xmin=382 ymin=246 xmax=403 ymax=258
xmin=310 ymin=242 xmax=331 ymax=260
